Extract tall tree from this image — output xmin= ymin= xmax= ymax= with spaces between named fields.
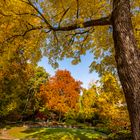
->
xmin=96 ymin=72 xmax=130 ymax=131
xmin=1 ymin=0 xmax=140 ymax=139
xmin=80 ymin=88 xmax=97 ymax=122
xmin=0 ymin=58 xmax=34 ymax=118
xmin=22 ymin=66 xmax=49 ymax=116
xmin=0 ymin=0 xmax=47 ymax=119
xmin=112 ymin=1 xmax=140 ymax=139
xmin=40 ymin=70 xmax=82 ymax=121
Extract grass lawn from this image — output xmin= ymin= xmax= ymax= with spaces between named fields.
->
xmin=1 ymin=126 xmax=107 ymax=140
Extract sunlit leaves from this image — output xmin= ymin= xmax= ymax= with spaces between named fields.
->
xmin=0 ymin=0 xmax=139 ymax=73
xmin=80 ymin=88 xmax=97 ymax=120
xmin=0 ymin=0 xmax=46 ymax=64
xmin=39 ymin=70 xmax=82 ymax=120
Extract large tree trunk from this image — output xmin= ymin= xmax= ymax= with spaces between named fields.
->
xmin=112 ymin=0 xmax=140 ymax=139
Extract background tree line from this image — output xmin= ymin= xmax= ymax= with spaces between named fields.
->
xmin=0 ymin=63 xmax=130 ymax=138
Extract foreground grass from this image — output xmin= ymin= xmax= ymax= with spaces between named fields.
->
xmin=3 ymin=126 xmax=107 ymax=140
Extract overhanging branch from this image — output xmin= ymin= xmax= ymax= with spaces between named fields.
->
xmin=2 ymin=26 xmax=43 ymax=44
xmin=20 ymin=0 xmax=111 ymax=32
xmin=53 ymin=16 xmax=111 ymax=31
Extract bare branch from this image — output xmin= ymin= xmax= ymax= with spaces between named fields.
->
xmin=79 ymin=28 xmax=94 ymax=49
xmin=2 ymin=26 xmax=43 ymax=44
xmin=53 ymin=31 xmax=59 ymax=48
xmin=76 ymin=0 xmax=79 ymax=19
xmin=45 ymin=29 xmax=52 ymax=33
xmin=52 ymin=10 xmax=64 ymax=19
xmin=11 ymin=10 xmax=42 ymax=20
xmin=66 ymin=29 xmax=91 ymax=37
xmin=68 ymin=34 xmax=75 ymax=47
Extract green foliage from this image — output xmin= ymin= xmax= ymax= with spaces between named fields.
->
xmin=65 ymin=109 xmax=79 ymax=121
xmin=24 ymin=66 xmax=49 ymax=115
xmin=108 ymin=130 xmax=132 ymax=140
xmin=6 ymin=126 xmax=107 ymax=140
xmin=0 ymin=61 xmax=33 ymax=116
xmin=65 ymin=119 xmax=78 ymax=125
xmin=0 ymin=0 xmax=48 ymax=117
xmin=0 ymin=63 xmax=49 ymax=120
xmin=94 ymin=127 xmax=111 ymax=135
xmin=28 ymin=66 xmax=49 ymax=93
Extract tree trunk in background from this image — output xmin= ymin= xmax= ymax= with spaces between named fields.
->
xmin=112 ymin=0 xmax=140 ymax=139
xmin=59 ymin=111 xmax=62 ymax=122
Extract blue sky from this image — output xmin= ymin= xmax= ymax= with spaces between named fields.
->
xmin=38 ymin=51 xmax=99 ymax=89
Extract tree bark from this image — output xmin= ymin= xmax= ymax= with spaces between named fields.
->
xmin=59 ymin=111 xmax=62 ymax=122
xmin=112 ymin=0 xmax=140 ymax=139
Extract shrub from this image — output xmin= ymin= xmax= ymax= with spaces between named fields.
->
xmin=92 ymin=120 xmax=100 ymax=126
xmin=94 ymin=127 xmax=111 ymax=135
xmin=65 ymin=119 xmax=77 ymax=125
xmin=108 ymin=130 xmax=132 ymax=140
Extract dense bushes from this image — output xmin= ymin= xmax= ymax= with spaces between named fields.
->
xmin=107 ymin=130 xmax=132 ymax=140
xmin=94 ymin=127 xmax=111 ymax=135
xmin=1 ymin=68 xmax=131 ymax=139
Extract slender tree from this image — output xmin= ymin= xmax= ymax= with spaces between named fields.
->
xmin=40 ymin=70 xmax=82 ymax=121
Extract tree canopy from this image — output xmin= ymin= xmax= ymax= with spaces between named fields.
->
xmin=40 ymin=70 xmax=82 ymax=121
xmin=1 ymin=0 xmax=139 ymax=72
xmin=0 ymin=0 xmax=140 ymax=139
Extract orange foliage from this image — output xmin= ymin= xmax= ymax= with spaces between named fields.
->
xmin=40 ymin=70 xmax=82 ymax=116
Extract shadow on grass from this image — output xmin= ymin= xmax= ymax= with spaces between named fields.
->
xmin=23 ymin=128 xmax=107 ymax=140
xmin=0 ymin=124 xmax=13 ymax=130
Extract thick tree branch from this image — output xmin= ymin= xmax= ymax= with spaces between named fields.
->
xmin=21 ymin=0 xmax=53 ymax=28
xmin=20 ymin=0 xmax=111 ymax=32
xmin=53 ymin=16 xmax=111 ymax=31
